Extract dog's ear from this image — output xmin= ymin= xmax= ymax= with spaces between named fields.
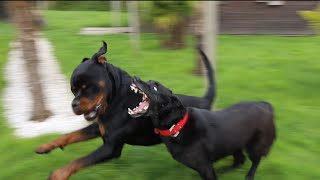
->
xmin=82 ymin=57 xmax=90 ymax=63
xmin=97 ymin=54 xmax=107 ymax=64
xmin=106 ymin=64 xmax=121 ymax=90
xmin=92 ymin=41 xmax=108 ymax=64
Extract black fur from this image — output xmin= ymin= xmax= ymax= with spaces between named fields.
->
xmin=35 ymin=41 xmax=216 ymax=179
xmin=132 ymin=76 xmax=276 ymax=180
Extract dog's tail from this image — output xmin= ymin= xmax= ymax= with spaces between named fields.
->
xmin=198 ymin=46 xmax=216 ymax=108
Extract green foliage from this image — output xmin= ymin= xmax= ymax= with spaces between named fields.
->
xmin=299 ymin=8 xmax=320 ymax=35
xmin=150 ymin=1 xmax=192 ymax=31
xmin=151 ymin=1 xmax=192 ymax=18
xmin=153 ymin=14 xmax=179 ymax=32
xmin=141 ymin=1 xmax=194 ymax=48
xmin=0 ymin=10 xmax=320 ymax=180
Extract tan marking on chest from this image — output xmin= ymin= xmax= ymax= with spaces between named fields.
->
xmin=99 ymin=80 xmax=105 ymax=87
xmin=98 ymin=122 xmax=106 ymax=136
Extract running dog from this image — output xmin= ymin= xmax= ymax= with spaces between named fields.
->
xmin=35 ymin=41 xmax=216 ymax=180
xmin=130 ymin=76 xmax=276 ymax=180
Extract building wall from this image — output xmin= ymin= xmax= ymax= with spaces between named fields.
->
xmin=219 ymin=1 xmax=318 ymax=35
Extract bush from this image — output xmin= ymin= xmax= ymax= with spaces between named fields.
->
xmin=299 ymin=9 xmax=320 ymax=35
xmin=141 ymin=1 xmax=194 ymax=49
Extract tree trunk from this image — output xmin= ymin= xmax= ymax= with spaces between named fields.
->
xmin=127 ymin=1 xmax=140 ymax=51
xmin=191 ymin=2 xmax=205 ymax=76
xmin=8 ymin=1 xmax=52 ymax=122
xmin=0 ymin=2 xmax=9 ymax=20
xmin=192 ymin=34 xmax=205 ymax=76
xmin=110 ymin=1 xmax=121 ymax=27
xmin=161 ymin=19 xmax=187 ymax=49
xmin=170 ymin=19 xmax=186 ymax=49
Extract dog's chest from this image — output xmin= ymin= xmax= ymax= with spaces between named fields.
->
xmin=164 ymin=139 xmax=207 ymax=164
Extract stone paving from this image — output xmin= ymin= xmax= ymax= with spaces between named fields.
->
xmin=79 ymin=27 xmax=134 ymax=35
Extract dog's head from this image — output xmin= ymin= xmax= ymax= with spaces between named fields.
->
xmin=128 ymin=76 xmax=183 ymax=120
xmin=70 ymin=41 xmax=114 ymax=121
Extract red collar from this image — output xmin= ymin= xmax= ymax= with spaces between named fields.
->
xmin=154 ymin=112 xmax=189 ymax=137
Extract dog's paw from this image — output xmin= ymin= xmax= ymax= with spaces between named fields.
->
xmin=35 ymin=144 xmax=54 ymax=154
xmin=47 ymin=172 xmax=54 ymax=180
xmin=47 ymin=168 xmax=70 ymax=180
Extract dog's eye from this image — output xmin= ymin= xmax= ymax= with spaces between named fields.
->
xmin=153 ymin=87 xmax=157 ymax=91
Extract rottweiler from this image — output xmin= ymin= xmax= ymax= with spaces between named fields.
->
xmin=35 ymin=41 xmax=216 ymax=179
xmin=130 ymin=76 xmax=276 ymax=180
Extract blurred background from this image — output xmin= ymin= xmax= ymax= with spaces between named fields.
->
xmin=0 ymin=1 xmax=319 ymax=179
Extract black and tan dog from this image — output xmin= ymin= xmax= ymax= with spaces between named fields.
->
xmin=130 ymin=76 xmax=276 ymax=180
xmin=35 ymin=41 xmax=216 ymax=179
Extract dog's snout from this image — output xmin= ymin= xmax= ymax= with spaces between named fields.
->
xmin=133 ymin=76 xmax=140 ymax=82
xmin=72 ymin=100 xmax=80 ymax=108
xmin=71 ymin=99 xmax=83 ymax=115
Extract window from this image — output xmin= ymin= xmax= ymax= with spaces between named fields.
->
xmin=256 ymin=1 xmax=285 ymax=6
xmin=267 ymin=1 xmax=285 ymax=6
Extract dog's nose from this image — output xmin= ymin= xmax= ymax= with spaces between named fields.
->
xmin=72 ymin=100 xmax=80 ymax=108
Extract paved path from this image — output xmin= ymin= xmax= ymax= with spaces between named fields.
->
xmin=3 ymin=38 xmax=90 ymax=138
xmin=79 ymin=27 xmax=134 ymax=35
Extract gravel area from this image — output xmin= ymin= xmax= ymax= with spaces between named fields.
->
xmin=3 ymin=38 xmax=90 ymax=138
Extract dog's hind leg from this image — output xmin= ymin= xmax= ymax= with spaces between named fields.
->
xmin=245 ymin=156 xmax=261 ymax=180
xmin=232 ymin=150 xmax=246 ymax=168
xmin=217 ymin=150 xmax=246 ymax=174
xmin=245 ymin=134 xmax=266 ymax=180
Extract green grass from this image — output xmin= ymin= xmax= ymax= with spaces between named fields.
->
xmin=0 ymin=10 xmax=319 ymax=180
xmin=44 ymin=10 xmax=129 ymax=29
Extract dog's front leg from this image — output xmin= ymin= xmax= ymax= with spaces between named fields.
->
xmin=48 ymin=142 xmax=123 ymax=180
xmin=35 ymin=123 xmax=100 ymax=154
xmin=200 ymin=167 xmax=217 ymax=180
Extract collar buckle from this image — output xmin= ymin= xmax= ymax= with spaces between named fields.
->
xmin=169 ymin=124 xmax=180 ymax=137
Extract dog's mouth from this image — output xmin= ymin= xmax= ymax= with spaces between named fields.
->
xmin=84 ymin=103 xmax=102 ymax=121
xmin=128 ymin=83 xmax=149 ymax=117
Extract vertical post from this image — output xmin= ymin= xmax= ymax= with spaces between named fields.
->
xmin=111 ymin=1 xmax=121 ymax=27
xmin=36 ymin=1 xmax=49 ymax=10
xmin=127 ymin=1 xmax=140 ymax=51
xmin=203 ymin=1 xmax=218 ymax=69
xmin=201 ymin=1 xmax=218 ymax=100
xmin=8 ymin=1 xmax=52 ymax=121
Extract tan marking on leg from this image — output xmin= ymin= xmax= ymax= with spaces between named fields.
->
xmin=36 ymin=131 xmax=89 ymax=153
xmin=49 ymin=160 xmax=85 ymax=180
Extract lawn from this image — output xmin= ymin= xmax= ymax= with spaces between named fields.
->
xmin=0 ymin=10 xmax=319 ymax=180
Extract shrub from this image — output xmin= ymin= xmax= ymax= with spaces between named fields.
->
xmin=143 ymin=1 xmax=193 ymax=49
xmin=299 ymin=8 xmax=320 ymax=35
